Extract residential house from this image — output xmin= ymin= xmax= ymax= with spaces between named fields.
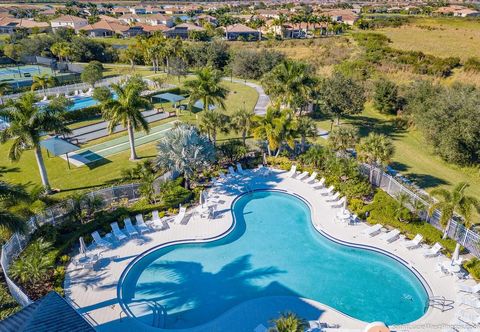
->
xmin=322 ymin=10 xmax=359 ymax=26
xmin=163 ymin=23 xmax=204 ymax=39
xmin=81 ymin=20 xmax=143 ymax=37
xmin=118 ymin=13 xmax=141 ymax=24
xmin=129 ymin=6 xmax=146 ymax=15
xmin=111 ymin=7 xmax=130 ymax=16
xmin=0 ymin=16 xmax=50 ymax=34
xmin=224 ymin=23 xmax=261 ymax=41
xmin=142 ymin=14 xmax=173 ymax=27
xmin=196 ymin=14 xmax=217 ymax=26
xmin=433 ymin=5 xmax=480 ymax=17
xmin=50 ymin=15 xmax=88 ymax=30
xmin=137 ymin=23 xmax=168 ymax=35
xmin=454 ymin=8 xmax=480 ymax=17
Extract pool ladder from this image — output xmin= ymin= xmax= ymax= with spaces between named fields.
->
xmin=151 ymin=301 xmax=167 ymax=328
xmin=428 ymin=295 xmax=454 ymax=312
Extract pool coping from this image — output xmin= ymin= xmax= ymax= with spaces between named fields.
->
xmin=116 ymin=187 xmax=433 ymax=330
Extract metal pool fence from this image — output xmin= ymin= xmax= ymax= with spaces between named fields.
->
xmin=360 ymin=164 xmax=480 ymax=257
xmin=0 ymin=172 xmax=174 ymax=307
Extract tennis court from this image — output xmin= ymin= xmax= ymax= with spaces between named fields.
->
xmin=0 ymin=65 xmax=52 ymax=80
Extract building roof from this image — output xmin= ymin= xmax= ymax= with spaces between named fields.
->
xmin=168 ymin=23 xmax=204 ymax=31
xmin=153 ymin=92 xmax=185 ymax=103
xmin=225 ymin=23 xmax=258 ymax=33
xmin=0 ymin=292 xmax=94 ymax=332
xmin=0 ymin=17 xmax=49 ymax=28
xmin=40 ymin=136 xmax=79 ymax=156
xmin=138 ymin=23 xmax=168 ymax=32
xmin=82 ymin=20 xmax=131 ymax=33
xmin=144 ymin=13 xmax=171 ymax=21
xmin=50 ymin=15 xmax=87 ymax=23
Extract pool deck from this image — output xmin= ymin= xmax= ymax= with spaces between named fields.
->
xmin=65 ymin=168 xmax=476 ymax=332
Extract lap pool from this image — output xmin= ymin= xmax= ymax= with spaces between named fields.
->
xmin=119 ymin=191 xmax=429 ymax=329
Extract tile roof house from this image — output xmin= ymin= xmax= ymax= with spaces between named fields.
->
xmin=142 ymin=14 xmax=173 ymax=27
xmin=163 ymin=23 xmax=204 ymax=39
xmin=0 ymin=17 xmax=50 ymax=34
xmin=224 ymin=23 xmax=261 ymax=41
xmin=0 ymin=292 xmax=94 ymax=332
xmin=50 ymin=15 xmax=88 ymax=30
xmin=81 ymin=20 xmax=143 ymax=37
xmin=322 ymin=10 xmax=359 ymax=26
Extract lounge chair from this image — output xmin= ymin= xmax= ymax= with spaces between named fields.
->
xmin=380 ymin=229 xmax=401 ymax=243
xmin=124 ymin=217 xmax=139 ymax=236
xmin=456 ymin=308 xmax=480 ymax=326
xmin=42 ymin=96 xmax=48 ymax=101
xmin=174 ymin=206 xmax=187 ymax=224
xmin=322 ymin=185 xmax=335 ymax=196
xmin=304 ymin=172 xmax=318 ymax=183
xmin=423 ymin=242 xmax=443 ymax=258
xmin=110 ymin=222 xmax=127 ymax=241
xmin=74 ymin=90 xmax=79 ymax=96
xmin=135 ymin=214 xmax=151 ymax=233
xmin=403 ymin=234 xmax=423 ymax=249
xmin=361 ymin=224 xmax=383 ymax=237
xmin=311 ymin=177 xmax=325 ymax=189
xmin=228 ymin=166 xmax=237 ymax=177
xmin=329 ymin=196 xmax=345 ymax=207
xmin=326 ymin=192 xmax=340 ymax=201
xmin=349 ymin=214 xmax=359 ymax=225
xmin=296 ymin=171 xmax=309 ymax=180
xmin=459 ymin=295 xmax=480 ymax=309
xmin=91 ymin=231 xmax=112 ymax=248
xmin=458 ymin=283 xmax=480 ymax=294
xmin=236 ymin=163 xmax=246 ymax=175
xmin=286 ymin=165 xmax=297 ymax=178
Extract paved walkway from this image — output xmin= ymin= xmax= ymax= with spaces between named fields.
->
xmin=228 ymin=79 xmax=269 ymax=115
xmin=65 ymin=168 xmax=470 ymax=332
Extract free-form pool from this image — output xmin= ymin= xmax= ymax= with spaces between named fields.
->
xmin=119 ymin=191 xmax=429 ymax=329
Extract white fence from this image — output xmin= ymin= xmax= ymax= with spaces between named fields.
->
xmin=361 ymin=165 xmax=480 ymax=257
xmin=0 ymin=172 xmax=174 ymax=307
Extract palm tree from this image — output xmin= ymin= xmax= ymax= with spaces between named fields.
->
xmin=31 ymin=74 xmax=56 ymax=96
xmin=101 ymin=76 xmax=150 ymax=160
xmin=156 ymin=124 xmax=216 ymax=189
xmin=0 ymin=180 xmax=28 ymax=234
xmin=328 ymin=125 xmax=359 ymax=155
xmin=0 ymin=93 xmax=71 ymax=192
xmin=429 ymin=182 xmax=480 ymax=239
xmin=296 ymin=116 xmax=316 ymax=152
xmin=184 ymin=67 xmax=229 ymax=113
xmin=199 ymin=111 xmax=230 ymax=146
xmin=0 ymin=81 xmax=11 ymax=105
xmin=50 ymin=41 xmax=73 ymax=63
xmin=231 ymin=106 xmax=255 ymax=146
xmin=270 ymin=312 xmax=308 ymax=332
xmin=262 ymin=60 xmax=316 ymax=113
xmin=357 ymin=132 xmax=394 ymax=182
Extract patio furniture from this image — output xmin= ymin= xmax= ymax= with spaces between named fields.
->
xmin=124 ymin=217 xmax=139 ymax=236
xmin=135 ymin=214 xmax=152 ymax=233
xmin=423 ymin=242 xmax=443 ymax=258
xmin=304 ymin=172 xmax=318 ymax=183
xmin=458 ymin=283 xmax=480 ymax=295
xmin=322 ymin=185 xmax=335 ymax=196
xmin=236 ymin=163 xmax=246 ymax=175
xmin=174 ymin=206 xmax=187 ymax=224
xmin=403 ymin=234 xmax=423 ymax=250
xmin=296 ymin=171 xmax=309 ymax=180
xmin=286 ymin=165 xmax=297 ymax=178
xmin=456 ymin=308 xmax=480 ymax=326
xmin=329 ymin=196 xmax=346 ymax=208
xmin=326 ymin=192 xmax=340 ymax=201
xmin=91 ymin=231 xmax=112 ymax=248
xmin=311 ymin=177 xmax=325 ymax=189
xmin=380 ymin=229 xmax=401 ymax=243
xmin=459 ymin=295 xmax=480 ymax=309
xmin=228 ymin=166 xmax=237 ymax=176
xmin=110 ymin=222 xmax=127 ymax=241
xmin=361 ymin=224 xmax=383 ymax=237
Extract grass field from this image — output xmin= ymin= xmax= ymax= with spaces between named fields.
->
xmin=0 ymin=78 xmax=258 ymax=198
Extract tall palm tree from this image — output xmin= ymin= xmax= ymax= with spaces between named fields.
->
xmin=231 ymin=106 xmax=255 ymax=146
xmin=262 ymin=60 xmax=316 ymax=112
xmin=101 ymin=76 xmax=150 ymax=160
xmin=0 ymin=81 xmax=12 ymax=105
xmin=270 ymin=312 xmax=308 ymax=332
xmin=156 ymin=124 xmax=215 ymax=189
xmin=31 ymin=74 xmax=56 ymax=96
xmin=328 ymin=125 xmax=359 ymax=155
xmin=296 ymin=116 xmax=316 ymax=152
xmin=0 ymin=180 xmax=28 ymax=234
xmin=199 ymin=111 xmax=230 ymax=146
xmin=184 ymin=67 xmax=229 ymax=113
xmin=429 ymin=182 xmax=480 ymax=239
xmin=0 ymin=93 xmax=71 ymax=192
xmin=357 ymin=132 xmax=395 ymax=182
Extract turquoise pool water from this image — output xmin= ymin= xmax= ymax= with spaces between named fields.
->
xmin=119 ymin=191 xmax=429 ymax=329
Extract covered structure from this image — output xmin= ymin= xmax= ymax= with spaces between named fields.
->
xmin=152 ymin=92 xmax=186 ymax=107
xmin=40 ymin=136 xmax=80 ymax=169
xmin=193 ymin=100 xmax=216 ymax=111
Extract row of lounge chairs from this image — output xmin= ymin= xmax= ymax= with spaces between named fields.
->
xmin=90 ymin=207 xmax=188 ymax=248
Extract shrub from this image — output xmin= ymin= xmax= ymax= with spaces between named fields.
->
xmin=159 ymin=178 xmax=193 ymax=208
xmin=266 ymin=156 xmax=292 ymax=171
xmin=464 ymin=57 xmax=480 ymax=72
xmin=463 ymin=258 xmax=480 ymax=281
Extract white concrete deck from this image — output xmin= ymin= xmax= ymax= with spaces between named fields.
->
xmin=65 ymin=168 xmax=478 ymax=332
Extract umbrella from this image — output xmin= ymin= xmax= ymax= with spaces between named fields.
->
xmin=451 ymin=243 xmax=460 ymax=265
xmin=79 ymin=237 xmax=87 ymax=257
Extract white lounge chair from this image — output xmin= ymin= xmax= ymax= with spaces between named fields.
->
xmin=236 ymin=163 xmax=246 ymax=175
xmin=459 ymin=295 xmax=480 ymax=309
xmin=91 ymin=231 xmax=112 ymax=248
xmin=456 ymin=308 xmax=480 ymax=326
xmin=380 ymin=229 xmax=401 ymax=243
xmin=110 ymin=222 xmax=127 ymax=241
xmin=329 ymin=196 xmax=345 ymax=208
xmin=74 ymin=90 xmax=79 ymax=96
xmin=423 ymin=242 xmax=443 ymax=257
xmin=322 ymin=185 xmax=335 ymax=196
xmin=124 ymin=217 xmax=139 ymax=236
xmin=304 ymin=171 xmax=317 ymax=183
xmin=228 ymin=166 xmax=237 ymax=177
xmin=327 ymin=192 xmax=340 ymax=201
xmin=42 ymin=96 xmax=48 ymax=101
xmin=135 ymin=214 xmax=151 ymax=233
xmin=311 ymin=177 xmax=325 ymax=189
xmin=361 ymin=224 xmax=383 ymax=237
xmin=458 ymin=283 xmax=480 ymax=294
xmin=286 ymin=165 xmax=297 ymax=178
xmin=174 ymin=206 xmax=187 ymax=225
xmin=296 ymin=171 xmax=309 ymax=180
xmin=403 ymin=234 xmax=423 ymax=249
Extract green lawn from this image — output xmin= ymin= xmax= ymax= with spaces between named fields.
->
xmin=314 ymin=104 xmax=480 ymax=199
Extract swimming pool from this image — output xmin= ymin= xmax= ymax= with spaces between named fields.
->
xmin=119 ymin=191 xmax=429 ymax=329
